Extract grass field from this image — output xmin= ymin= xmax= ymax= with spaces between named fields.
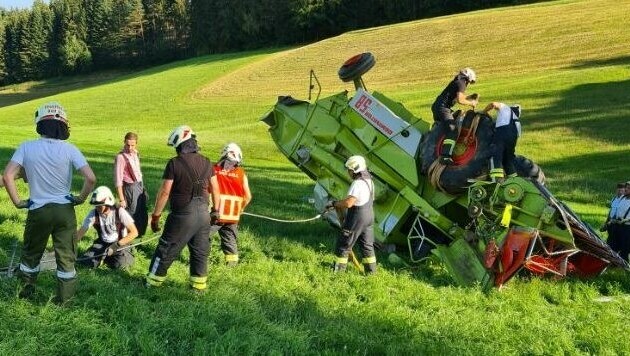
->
xmin=1 ymin=0 xmax=630 ymax=354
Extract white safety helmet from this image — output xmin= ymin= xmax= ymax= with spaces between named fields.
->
xmin=34 ymin=102 xmax=68 ymax=124
xmin=89 ymin=186 xmax=115 ymax=206
xmin=345 ymin=155 xmax=367 ymax=173
xmin=460 ymin=67 xmax=476 ymax=83
xmin=167 ymin=125 xmax=195 ymax=148
xmin=221 ymin=142 xmax=243 ymax=163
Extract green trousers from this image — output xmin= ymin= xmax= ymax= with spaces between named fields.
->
xmin=19 ymin=203 xmax=77 ymax=302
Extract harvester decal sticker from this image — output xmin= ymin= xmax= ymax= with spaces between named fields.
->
xmin=349 ymin=88 xmax=422 ymax=156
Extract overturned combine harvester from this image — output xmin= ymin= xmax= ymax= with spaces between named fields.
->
xmin=261 ymin=53 xmax=628 ymax=288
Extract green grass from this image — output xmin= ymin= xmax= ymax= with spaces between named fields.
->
xmin=1 ymin=0 xmax=630 ymax=354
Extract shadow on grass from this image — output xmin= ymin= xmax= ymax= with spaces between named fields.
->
xmin=569 ymin=55 xmax=630 ymax=70
xmin=526 ymin=78 xmax=630 ymax=144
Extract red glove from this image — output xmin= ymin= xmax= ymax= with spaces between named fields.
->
xmin=151 ymin=214 xmax=161 ymax=233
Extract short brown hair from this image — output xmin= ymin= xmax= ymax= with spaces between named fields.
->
xmin=124 ymin=132 xmax=138 ymax=141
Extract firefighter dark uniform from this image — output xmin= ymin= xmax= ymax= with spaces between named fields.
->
xmin=431 ymin=69 xmax=476 ymax=162
xmin=603 ymin=183 xmax=625 ymax=252
xmin=487 ymin=103 xmax=521 ymax=181
xmin=210 ymin=161 xmax=249 ymax=266
xmin=610 ymin=187 xmax=630 ymax=262
xmin=332 ymin=158 xmax=377 ymax=274
xmin=146 ymin=127 xmax=213 ymax=290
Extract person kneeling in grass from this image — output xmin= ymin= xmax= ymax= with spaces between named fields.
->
xmin=75 ymin=186 xmax=138 ymax=269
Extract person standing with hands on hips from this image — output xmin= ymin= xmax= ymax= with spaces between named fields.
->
xmin=3 ymin=102 xmax=96 ymax=304
xmin=146 ymin=125 xmax=220 ymax=291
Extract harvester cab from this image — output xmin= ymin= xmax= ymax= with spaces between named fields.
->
xmin=261 ymin=52 xmax=628 ymax=288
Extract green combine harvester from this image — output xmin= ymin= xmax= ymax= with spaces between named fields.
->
xmin=261 ymin=53 xmax=628 ymax=288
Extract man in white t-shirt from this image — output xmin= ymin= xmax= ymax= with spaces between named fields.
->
xmin=76 ymin=186 xmax=138 ymax=269
xmin=326 ymin=155 xmax=377 ymax=274
xmin=483 ymin=102 xmax=522 ymax=182
xmin=3 ymin=102 xmax=96 ymax=304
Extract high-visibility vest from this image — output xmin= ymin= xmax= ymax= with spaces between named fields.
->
xmin=213 ymin=165 xmax=246 ymax=224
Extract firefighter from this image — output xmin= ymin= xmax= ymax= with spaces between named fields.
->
xmin=431 ymin=68 xmax=478 ymax=164
xmin=209 ymin=143 xmax=252 ymax=266
xmin=75 ymin=186 xmax=138 ymax=269
xmin=114 ymin=132 xmax=149 ymax=237
xmin=601 ymin=183 xmax=625 ymax=231
xmin=326 ymin=155 xmax=377 ymax=274
xmin=483 ymin=102 xmax=522 ymax=182
xmin=146 ymin=125 xmax=220 ymax=291
xmin=610 ymin=182 xmax=630 ymax=262
xmin=3 ymin=102 xmax=96 ymax=304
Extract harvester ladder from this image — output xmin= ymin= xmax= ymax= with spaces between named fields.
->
xmin=406 ymin=212 xmax=435 ymax=263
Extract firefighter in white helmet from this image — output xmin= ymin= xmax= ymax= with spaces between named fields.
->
xmin=75 ymin=186 xmax=139 ymax=269
xmin=431 ymin=68 xmax=479 ymax=165
xmin=3 ymin=101 xmax=96 ymax=304
xmin=146 ymin=125 xmax=220 ymax=291
xmin=325 ymin=155 xmax=377 ymax=274
xmin=209 ymin=142 xmax=252 ymax=266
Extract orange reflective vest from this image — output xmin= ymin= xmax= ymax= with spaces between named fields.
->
xmin=213 ymin=165 xmax=246 ymax=224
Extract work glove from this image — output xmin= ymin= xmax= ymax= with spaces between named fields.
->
xmin=106 ymin=242 xmax=121 ymax=256
xmin=151 ymin=214 xmax=161 ymax=233
xmin=210 ymin=208 xmax=220 ymax=225
xmin=599 ymin=224 xmax=608 ymax=232
xmin=65 ymin=194 xmax=85 ymax=206
xmin=15 ymin=199 xmax=32 ymax=209
xmin=325 ymin=200 xmax=337 ymax=210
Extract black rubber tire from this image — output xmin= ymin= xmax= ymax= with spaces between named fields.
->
xmin=338 ymin=53 xmax=376 ymax=82
xmin=419 ymin=110 xmax=495 ymax=194
xmin=514 ymin=155 xmax=546 ymax=185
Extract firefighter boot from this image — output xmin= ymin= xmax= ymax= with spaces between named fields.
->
xmin=364 ymin=263 xmax=377 ymax=275
xmin=54 ymin=277 xmax=77 ymax=306
xmin=225 ymin=254 xmax=239 ymax=267
xmin=439 ymin=138 xmax=456 ymax=165
xmin=16 ymin=269 xmax=37 ymax=299
xmin=189 ymin=276 xmax=208 ymax=293
xmin=333 ymin=262 xmax=347 ymax=273
xmin=363 ymin=256 xmax=377 ymax=275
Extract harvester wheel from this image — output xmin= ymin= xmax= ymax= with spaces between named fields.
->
xmin=420 ymin=110 xmax=494 ymax=194
xmin=338 ymin=52 xmax=376 ymax=82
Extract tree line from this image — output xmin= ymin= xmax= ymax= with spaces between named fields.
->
xmin=0 ymin=0 xmax=541 ymax=86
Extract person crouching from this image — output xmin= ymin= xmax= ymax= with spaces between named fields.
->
xmin=75 ymin=186 xmax=138 ymax=269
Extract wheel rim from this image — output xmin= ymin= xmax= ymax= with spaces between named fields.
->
xmin=342 ymin=54 xmax=364 ymax=67
xmin=436 ymin=128 xmax=478 ymax=166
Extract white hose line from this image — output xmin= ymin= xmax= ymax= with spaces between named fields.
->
xmin=242 ymin=211 xmax=322 ymax=223
xmin=0 ymin=234 xmax=161 ymax=277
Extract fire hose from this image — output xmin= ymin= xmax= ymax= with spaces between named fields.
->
xmin=0 ymin=234 xmax=161 ymax=278
xmin=2 ymin=210 xmax=365 ymax=277
xmin=242 ymin=211 xmax=364 ymax=272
